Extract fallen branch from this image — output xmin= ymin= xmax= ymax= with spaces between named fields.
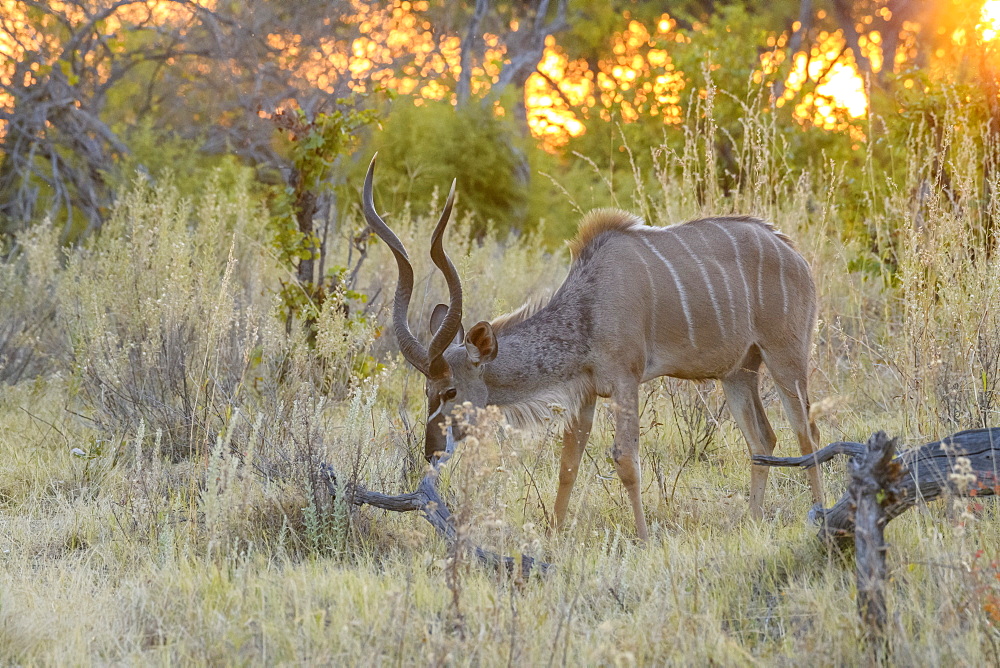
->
xmin=320 ymin=453 xmax=551 ymax=578
xmin=753 ymin=440 xmax=866 ymax=469
xmin=758 ymin=429 xmax=1000 ymax=658
xmin=753 ymin=427 xmax=1000 ymax=541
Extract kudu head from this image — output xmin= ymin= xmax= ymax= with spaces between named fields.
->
xmin=363 ymin=155 xmax=499 ymax=460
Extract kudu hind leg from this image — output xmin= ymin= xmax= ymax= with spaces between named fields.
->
xmin=552 ymin=395 xmax=596 ymax=533
xmin=762 ymin=352 xmax=825 ymax=506
xmin=611 ymin=380 xmax=649 ymax=541
xmin=722 ymin=363 xmax=777 ymax=520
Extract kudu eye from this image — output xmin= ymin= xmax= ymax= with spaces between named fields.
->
xmin=442 ymin=387 xmax=457 ymax=402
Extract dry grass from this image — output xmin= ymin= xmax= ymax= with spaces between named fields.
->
xmin=2 ymin=98 xmax=1000 ymax=665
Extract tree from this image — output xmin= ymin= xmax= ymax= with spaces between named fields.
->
xmin=0 ymin=1 xmax=211 ymax=237
xmin=0 ymin=0 xmax=388 ymax=239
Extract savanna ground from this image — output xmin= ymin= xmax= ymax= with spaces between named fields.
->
xmin=3 ymin=99 xmax=1000 ymax=665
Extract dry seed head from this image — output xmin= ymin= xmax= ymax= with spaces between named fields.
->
xmin=949 ymin=456 xmax=977 ymax=494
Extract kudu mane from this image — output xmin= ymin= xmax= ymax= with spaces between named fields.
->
xmin=567 ymin=208 xmax=645 ymax=257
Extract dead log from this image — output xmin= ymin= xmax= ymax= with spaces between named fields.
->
xmin=757 ymin=428 xmax=1000 ymax=655
xmin=849 ymin=431 xmax=906 ymax=651
xmin=753 ymin=427 xmax=1000 ymax=540
xmin=319 ymin=457 xmax=551 ymax=578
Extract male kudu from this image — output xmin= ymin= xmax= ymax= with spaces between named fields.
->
xmin=363 ymin=156 xmax=824 ymax=541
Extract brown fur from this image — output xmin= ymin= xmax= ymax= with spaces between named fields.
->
xmin=484 ymin=209 xmax=824 ymax=539
xmin=567 ymin=208 xmax=644 ymax=258
xmin=684 ymin=215 xmax=797 ymax=249
xmin=568 ymin=211 xmax=796 ymax=261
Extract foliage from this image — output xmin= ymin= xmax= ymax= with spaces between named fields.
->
xmin=57 ymin=173 xmax=268 ymax=460
xmin=560 ymin=2 xmax=864 ymax=207
xmin=0 ymin=226 xmax=61 ymax=383
xmin=118 ymin=120 xmax=259 ymax=206
xmin=268 ymin=102 xmax=378 ymax=336
xmin=360 ymin=99 xmax=533 ymax=236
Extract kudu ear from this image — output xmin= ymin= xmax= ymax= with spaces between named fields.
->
xmin=429 ymin=303 xmax=464 ymax=345
xmin=464 ymin=321 xmax=498 ymax=365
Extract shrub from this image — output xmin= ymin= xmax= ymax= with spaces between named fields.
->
xmin=0 ymin=225 xmax=61 ymax=383
xmin=361 ymin=99 xmax=532 ymax=237
xmin=58 ymin=172 xmax=269 ymax=460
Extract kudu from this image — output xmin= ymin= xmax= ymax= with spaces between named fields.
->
xmin=363 ymin=156 xmax=824 ymax=541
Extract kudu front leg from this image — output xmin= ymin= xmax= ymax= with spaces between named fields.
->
xmin=552 ymin=395 xmax=596 ymax=533
xmin=612 ymin=382 xmax=649 ymax=541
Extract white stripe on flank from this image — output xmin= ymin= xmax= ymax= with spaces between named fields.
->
xmin=753 ymin=227 xmax=766 ymax=309
xmin=695 ymin=227 xmax=738 ymax=331
xmin=635 ymin=251 xmax=657 ymax=335
xmin=763 ymin=230 xmax=789 ymax=314
xmin=638 ymin=236 xmax=696 ymax=347
xmin=671 ymin=232 xmax=727 ymax=337
xmin=713 ymin=222 xmax=754 ymax=325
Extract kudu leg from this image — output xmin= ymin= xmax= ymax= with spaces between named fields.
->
xmin=552 ymin=395 xmax=596 ymax=533
xmin=611 ymin=382 xmax=649 ymax=541
xmin=722 ymin=363 xmax=777 ymax=520
xmin=764 ymin=357 xmax=825 ymax=507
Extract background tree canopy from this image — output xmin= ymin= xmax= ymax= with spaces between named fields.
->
xmin=0 ymin=0 xmax=997 ymax=244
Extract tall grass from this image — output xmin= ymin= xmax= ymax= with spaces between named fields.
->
xmin=1 ymin=90 xmax=999 ymax=664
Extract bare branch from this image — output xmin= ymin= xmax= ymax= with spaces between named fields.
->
xmin=456 ymin=0 xmax=489 ymax=107
xmin=320 ymin=454 xmax=551 ymax=578
xmin=756 ymin=428 xmax=1000 ymax=542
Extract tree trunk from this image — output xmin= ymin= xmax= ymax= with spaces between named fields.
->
xmin=772 ymin=0 xmax=813 ymax=101
xmin=293 ymin=170 xmax=318 ymax=288
xmin=456 ymin=0 xmax=490 ymax=108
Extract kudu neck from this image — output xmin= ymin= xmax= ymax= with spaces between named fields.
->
xmin=481 ymin=297 xmax=592 ymax=408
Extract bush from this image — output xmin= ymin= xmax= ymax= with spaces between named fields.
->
xmin=361 ymin=99 xmax=532 ymax=237
xmin=0 ymin=226 xmax=61 ymax=383
xmin=57 ymin=172 xmax=268 ymax=460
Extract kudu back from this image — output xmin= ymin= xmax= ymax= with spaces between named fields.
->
xmin=363 ymin=156 xmax=824 ymax=540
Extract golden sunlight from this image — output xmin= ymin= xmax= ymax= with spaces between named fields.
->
xmin=3 ymin=1 xmax=956 ymax=149
xmin=980 ymin=0 xmax=1000 ymax=41
xmin=525 ymin=16 xmax=686 ymax=151
xmin=762 ymin=30 xmax=867 ymax=138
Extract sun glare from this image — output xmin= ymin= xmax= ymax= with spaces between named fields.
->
xmin=980 ymin=0 xmax=1000 ymax=41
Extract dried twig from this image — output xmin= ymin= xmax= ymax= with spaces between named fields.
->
xmin=320 ymin=447 xmax=552 ymax=578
